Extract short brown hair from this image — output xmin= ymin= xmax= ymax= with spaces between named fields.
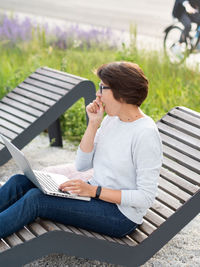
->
xmin=96 ymin=61 xmax=148 ymax=106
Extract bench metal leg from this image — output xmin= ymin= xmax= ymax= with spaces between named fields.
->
xmin=48 ymin=119 xmax=63 ymax=147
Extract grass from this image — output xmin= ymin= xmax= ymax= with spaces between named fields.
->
xmin=0 ymin=17 xmax=200 ymax=145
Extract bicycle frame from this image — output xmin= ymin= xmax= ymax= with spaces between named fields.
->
xmin=163 ymin=22 xmax=200 ymax=64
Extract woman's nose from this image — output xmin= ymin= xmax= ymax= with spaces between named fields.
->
xmin=96 ymin=90 xmax=102 ymax=97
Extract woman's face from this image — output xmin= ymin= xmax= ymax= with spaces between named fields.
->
xmin=97 ymin=81 xmax=122 ymax=116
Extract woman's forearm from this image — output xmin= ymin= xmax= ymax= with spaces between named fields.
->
xmin=91 ymin=186 xmax=121 ymax=204
xmin=80 ymin=122 xmax=99 ymax=153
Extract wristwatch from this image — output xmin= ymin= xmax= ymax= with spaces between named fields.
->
xmin=95 ymin=186 xmax=102 ymax=199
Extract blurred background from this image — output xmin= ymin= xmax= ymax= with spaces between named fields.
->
xmin=0 ymin=0 xmax=199 ymax=143
xmin=0 ymin=0 xmax=174 ymax=38
xmin=0 ymin=0 xmax=199 ymax=146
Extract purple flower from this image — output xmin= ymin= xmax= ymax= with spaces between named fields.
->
xmin=0 ymin=14 xmax=32 ymax=44
xmin=0 ymin=13 xmax=117 ymax=49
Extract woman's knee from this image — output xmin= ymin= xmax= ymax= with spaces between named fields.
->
xmin=22 ymin=188 xmax=43 ymax=212
xmin=24 ymin=188 xmax=43 ymax=201
xmin=9 ymin=174 xmax=33 ymax=188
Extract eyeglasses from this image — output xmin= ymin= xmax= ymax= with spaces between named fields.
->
xmin=99 ymin=83 xmax=110 ymax=94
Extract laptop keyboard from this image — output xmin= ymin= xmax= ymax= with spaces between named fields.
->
xmin=33 ymin=171 xmax=90 ymax=201
xmin=34 ymin=171 xmax=59 ymax=192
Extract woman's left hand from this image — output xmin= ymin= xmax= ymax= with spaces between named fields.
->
xmin=58 ymin=179 xmax=96 ymax=197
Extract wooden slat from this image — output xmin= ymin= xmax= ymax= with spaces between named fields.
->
xmin=0 ymin=102 xmax=39 ymax=121
xmin=66 ymin=226 xmax=84 ymax=235
xmin=129 ymin=228 xmax=148 ymax=243
xmin=75 ymin=226 xmax=123 ymax=244
xmin=27 ymin=221 xmax=47 ymax=236
xmin=38 ymin=68 xmax=82 ymax=84
xmin=78 ymin=227 xmax=127 ymax=245
xmin=57 ymin=223 xmax=106 ymax=242
xmin=169 ymin=108 xmax=200 ymax=128
xmin=60 ymin=224 xmax=117 ymax=244
xmin=77 ymin=227 xmax=125 ymax=245
xmin=163 ymin=157 xmax=200 ymax=186
xmin=14 ymin=87 xmax=55 ymax=106
xmin=101 ymin=234 xmax=128 ymax=245
xmin=78 ymin=226 xmax=122 ymax=245
xmin=38 ymin=219 xmax=61 ymax=232
xmin=0 ymin=239 xmax=10 ymax=252
xmin=77 ymin=228 xmax=96 ymax=239
xmin=23 ymin=77 xmax=66 ymax=96
xmin=178 ymin=106 xmax=200 ymax=119
xmin=161 ymin=115 xmax=200 ymax=139
xmin=17 ymin=227 xmax=35 ymax=242
xmin=160 ymin=168 xmax=199 ymax=195
xmin=139 ymin=220 xmax=157 ymax=236
xmin=24 ymin=78 xmax=67 ymax=96
xmin=84 ymin=230 xmax=106 ymax=241
xmin=37 ymin=68 xmax=76 ymax=82
xmin=157 ymin=122 xmax=200 ymax=150
xmin=2 ymin=93 xmax=48 ymax=113
xmin=111 ymin=236 xmax=127 ymax=245
xmin=122 ymin=235 xmax=138 ymax=246
xmin=30 ymin=73 xmax=73 ymax=91
xmin=151 ymin=199 xmax=174 ymax=219
xmin=157 ymin=188 xmax=182 ymax=210
xmin=144 ymin=209 xmax=165 ymax=227
xmin=43 ymin=66 xmax=87 ymax=81
xmin=163 ymin=144 xmax=200 ymax=174
xmin=19 ymin=83 xmax=62 ymax=100
xmin=0 ymin=110 xmax=30 ymax=128
xmin=0 ymin=118 xmax=24 ymax=134
xmin=4 ymin=233 xmax=23 ymax=247
xmin=55 ymin=222 xmax=73 ymax=233
xmin=0 ymin=126 xmax=17 ymax=140
xmin=102 ymin=234 xmax=118 ymax=243
xmin=158 ymin=176 xmax=191 ymax=202
xmin=160 ymin=132 xmax=200 ymax=162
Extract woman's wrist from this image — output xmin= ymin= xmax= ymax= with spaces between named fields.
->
xmin=90 ymin=185 xmax=98 ymax=198
xmin=88 ymin=121 xmax=100 ymax=129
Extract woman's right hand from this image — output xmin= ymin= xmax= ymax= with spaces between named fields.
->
xmin=86 ymin=96 xmax=105 ymax=127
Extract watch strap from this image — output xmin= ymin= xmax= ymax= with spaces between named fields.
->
xmin=95 ymin=186 xmax=102 ymax=199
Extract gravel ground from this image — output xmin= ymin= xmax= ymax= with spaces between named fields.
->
xmin=0 ymin=134 xmax=199 ymax=267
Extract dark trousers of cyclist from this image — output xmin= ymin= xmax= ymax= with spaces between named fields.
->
xmin=179 ymin=12 xmax=200 ymax=42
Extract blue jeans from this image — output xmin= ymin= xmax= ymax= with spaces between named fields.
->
xmin=0 ymin=174 xmax=138 ymax=238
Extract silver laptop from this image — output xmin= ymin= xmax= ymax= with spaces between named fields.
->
xmin=0 ymin=134 xmax=90 ymax=201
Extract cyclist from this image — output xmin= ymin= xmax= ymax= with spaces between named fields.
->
xmin=172 ymin=0 xmax=200 ymax=56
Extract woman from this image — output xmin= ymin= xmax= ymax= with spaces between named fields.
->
xmin=0 ymin=61 xmax=162 ymax=238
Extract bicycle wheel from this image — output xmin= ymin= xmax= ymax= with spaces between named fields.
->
xmin=164 ymin=25 xmax=189 ymax=64
xmin=190 ymin=29 xmax=200 ymax=51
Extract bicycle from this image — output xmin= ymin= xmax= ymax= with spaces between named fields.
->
xmin=163 ymin=20 xmax=200 ymax=64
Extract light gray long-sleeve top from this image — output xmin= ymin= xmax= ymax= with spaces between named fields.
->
xmin=75 ymin=115 xmax=163 ymax=224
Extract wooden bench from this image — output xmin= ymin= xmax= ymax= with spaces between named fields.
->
xmin=0 ymin=106 xmax=199 ymax=267
xmin=0 ymin=67 xmax=96 ymax=166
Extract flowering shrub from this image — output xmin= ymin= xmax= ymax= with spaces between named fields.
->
xmin=0 ymin=15 xmax=32 ymax=43
xmin=0 ymin=14 xmax=116 ymax=49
